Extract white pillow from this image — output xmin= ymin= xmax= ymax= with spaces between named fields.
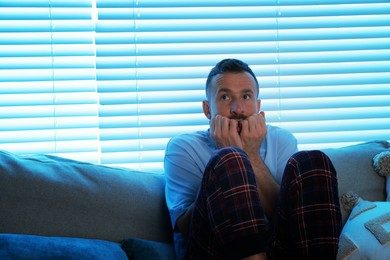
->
xmin=337 ymin=199 xmax=390 ymax=260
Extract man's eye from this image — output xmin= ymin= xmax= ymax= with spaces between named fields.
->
xmin=221 ymin=95 xmax=230 ymax=101
xmin=243 ymin=94 xmax=251 ymax=100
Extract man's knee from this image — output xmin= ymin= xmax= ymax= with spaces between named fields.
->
xmin=214 ymin=146 xmax=248 ymax=159
xmin=291 ymin=150 xmax=330 ymax=162
xmin=205 ymin=146 xmax=254 ymax=183
xmin=290 ymin=150 xmax=336 ymax=177
xmin=208 ymin=146 xmax=249 ymax=168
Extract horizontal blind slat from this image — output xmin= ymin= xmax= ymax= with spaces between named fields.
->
xmin=0 ymin=0 xmax=99 ymax=159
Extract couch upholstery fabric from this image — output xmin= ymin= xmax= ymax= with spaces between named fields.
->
xmin=0 ymin=150 xmax=172 ymax=243
xmin=0 ymin=140 xmax=389 ymax=258
xmin=322 ymin=140 xmax=389 ymax=225
xmin=0 ymin=233 xmax=127 ymax=260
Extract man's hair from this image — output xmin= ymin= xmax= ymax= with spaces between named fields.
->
xmin=205 ymin=58 xmax=259 ymax=99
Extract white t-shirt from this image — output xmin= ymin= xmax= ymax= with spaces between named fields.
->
xmin=164 ymin=125 xmax=298 ymax=259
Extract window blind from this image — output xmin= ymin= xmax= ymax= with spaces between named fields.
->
xmin=274 ymin=0 xmax=390 ymax=150
xmin=0 ymin=0 xmax=99 ymax=163
xmin=95 ymin=0 xmax=390 ymax=172
xmin=1 ymin=0 xmax=389 ymax=173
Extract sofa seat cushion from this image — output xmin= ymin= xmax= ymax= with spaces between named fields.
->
xmin=0 ymin=233 xmax=128 ymax=260
xmin=121 ymin=238 xmax=176 ymax=260
xmin=0 ymin=150 xmax=172 ymax=243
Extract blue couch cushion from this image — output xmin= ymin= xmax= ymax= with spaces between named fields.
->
xmin=0 ymin=233 xmax=128 ymax=260
xmin=121 ymin=238 xmax=176 ymax=260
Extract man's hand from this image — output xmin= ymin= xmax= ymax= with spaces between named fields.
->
xmin=210 ymin=112 xmax=277 ymax=219
xmin=210 ymin=115 xmax=243 ymax=149
xmin=210 ymin=112 xmax=267 ymax=153
xmin=239 ymin=112 xmax=267 ymax=157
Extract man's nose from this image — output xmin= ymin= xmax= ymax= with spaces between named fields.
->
xmin=230 ymin=100 xmax=243 ymax=114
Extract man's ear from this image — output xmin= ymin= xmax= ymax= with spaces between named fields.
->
xmin=202 ymin=100 xmax=211 ymax=119
xmin=257 ymin=99 xmax=261 ymax=113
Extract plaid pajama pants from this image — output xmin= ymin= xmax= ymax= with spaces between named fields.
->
xmin=185 ymin=147 xmax=341 ymax=260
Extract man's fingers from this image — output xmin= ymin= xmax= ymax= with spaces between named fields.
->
xmin=229 ymin=119 xmax=239 ymax=134
xmin=221 ymin=116 xmax=230 ymax=135
xmin=240 ymin=119 xmax=248 ymax=134
xmin=259 ymin=111 xmax=265 ymax=118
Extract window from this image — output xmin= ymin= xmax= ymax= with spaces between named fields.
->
xmin=1 ymin=0 xmax=390 ymax=173
xmin=0 ymin=0 xmax=98 ymax=163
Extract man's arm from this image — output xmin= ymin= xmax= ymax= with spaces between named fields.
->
xmin=246 ymin=151 xmax=279 ymax=220
xmin=211 ymin=112 xmax=279 ymax=219
xmin=164 ymin=136 xmax=205 ymax=239
xmin=240 ymin=113 xmax=279 ymax=219
xmin=175 ymin=203 xmax=194 ymax=238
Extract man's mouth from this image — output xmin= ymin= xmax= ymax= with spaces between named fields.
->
xmin=230 ymin=115 xmax=247 ymax=134
xmin=230 ymin=114 xmax=247 ymax=121
xmin=237 ymin=121 xmax=242 ymax=134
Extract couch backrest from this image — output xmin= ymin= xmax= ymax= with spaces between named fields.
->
xmin=1 ymin=140 xmax=388 ymax=242
xmin=0 ymin=150 xmax=173 ymax=243
xmin=322 ymin=140 xmax=389 ymax=225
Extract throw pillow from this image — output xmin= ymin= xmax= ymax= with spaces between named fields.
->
xmin=121 ymin=238 xmax=176 ymax=260
xmin=372 ymin=150 xmax=390 ymax=201
xmin=337 ymin=199 xmax=390 ymax=260
xmin=322 ymin=140 xmax=389 ymax=225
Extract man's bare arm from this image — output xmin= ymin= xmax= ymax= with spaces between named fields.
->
xmin=240 ymin=113 xmax=279 ymax=219
xmin=247 ymin=151 xmax=279 ymax=220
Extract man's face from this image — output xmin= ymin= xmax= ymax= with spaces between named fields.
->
xmin=203 ymin=71 xmax=260 ymax=121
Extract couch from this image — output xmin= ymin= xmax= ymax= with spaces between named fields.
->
xmin=0 ymin=140 xmax=389 ymax=259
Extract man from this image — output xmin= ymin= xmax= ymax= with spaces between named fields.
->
xmin=164 ymin=59 xmax=341 ymax=259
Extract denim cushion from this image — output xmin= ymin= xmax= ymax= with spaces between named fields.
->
xmin=121 ymin=238 xmax=176 ymax=260
xmin=0 ymin=233 xmax=128 ymax=260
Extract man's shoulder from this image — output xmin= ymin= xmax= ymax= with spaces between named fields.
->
xmin=170 ymin=130 xmax=209 ymax=142
xmin=167 ymin=130 xmax=211 ymax=150
xmin=266 ymin=124 xmax=298 ymax=150
xmin=266 ymin=124 xmax=294 ymax=137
